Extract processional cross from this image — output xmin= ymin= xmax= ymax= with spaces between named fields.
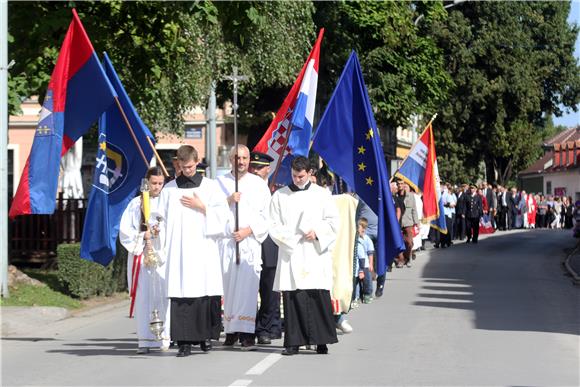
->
xmin=224 ymin=67 xmax=248 ymax=265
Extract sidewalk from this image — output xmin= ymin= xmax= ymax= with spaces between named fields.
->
xmin=563 ymin=239 xmax=580 ymax=285
xmin=1 ymin=297 xmax=129 ymax=337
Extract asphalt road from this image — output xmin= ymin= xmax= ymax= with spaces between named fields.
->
xmin=2 ymin=229 xmax=579 ymax=386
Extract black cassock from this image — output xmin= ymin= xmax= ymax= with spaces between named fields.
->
xmin=170 ymin=295 xmax=222 ymax=344
xmin=282 ymin=289 xmax=338 ymax=347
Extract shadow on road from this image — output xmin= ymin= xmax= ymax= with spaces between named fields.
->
xmin=415 ymin=229 xmax=579 ymax=336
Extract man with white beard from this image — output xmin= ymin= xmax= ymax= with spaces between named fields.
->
xmin=217 ymin=145 xmax=271 ymax=350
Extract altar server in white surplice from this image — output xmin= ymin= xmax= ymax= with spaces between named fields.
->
xmin=216 ymin=145 xmax=271 ymax=350
xmin=119 ymin=166 xmax=170 ymax=354
xmin=158 ymin=145 xmax=229 ymax=357
xmin=269 ymin=156 xmax=339 ymax=356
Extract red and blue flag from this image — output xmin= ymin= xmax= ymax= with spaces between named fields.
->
xmin=253 ymin=29 xmax=324 ymax=185
xmin=9 ymin=9 xmax=117 ymax=218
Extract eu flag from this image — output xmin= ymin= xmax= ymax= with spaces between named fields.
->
xmin=80 ymin=53 xmax=154 ymax=266
xmin=312 ymin=51 xmax=405 ymax=275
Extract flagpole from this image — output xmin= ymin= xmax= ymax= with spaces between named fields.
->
xmin=268 ymin=124 xmax=293 ymax=192
xmin=392 ymin=113 xmax=438 ymax=180
xmin=113 ymin=97 xmax=168 ymax=177
xmin=145 ymin=136 xmax=169 ymax=177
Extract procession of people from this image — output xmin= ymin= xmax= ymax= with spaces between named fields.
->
xmin=120 ymin=142 xmax=580 ymax=358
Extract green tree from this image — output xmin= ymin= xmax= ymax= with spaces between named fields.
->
xmin=314 ymin=1 xmax=452 ymax=133
xmin=430 ymin=1 xmax=580 ymax=184
xmin=8 ymin=1 xmax=316 ymax=136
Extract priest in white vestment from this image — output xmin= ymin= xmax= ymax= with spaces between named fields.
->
xmin=158 ymin=145 xmax=230 ymax=357
xmin=216 ymin=145 xmax=271 ymax=350
xmin=269 ymin=156 xmax=339 ymax=356
xmin=119 ymin=167 xmax=170 ymax=354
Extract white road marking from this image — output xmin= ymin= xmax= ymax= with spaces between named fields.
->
xmin=229 ymin=379 xmax=253 ymax=386
xmin=245 ymin=353 xmax=283 ymax=375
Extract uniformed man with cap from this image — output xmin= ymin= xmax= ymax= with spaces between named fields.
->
xmin=196 ymin=160 xmax=208 ymax=176
xmin=465 ymin=184 xmax=483 ymax=244
xmin=249 ymin=151 xmax=282 ymax=344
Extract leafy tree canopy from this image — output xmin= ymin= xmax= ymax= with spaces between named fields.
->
xmin=430 ymin=1 xmax=580 ymax=184
xmin=8 ymin=1 xmax=316 ymax=134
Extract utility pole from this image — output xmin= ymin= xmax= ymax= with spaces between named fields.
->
xmin=0 ymin=0 xmax=9 ymax=297
xmin=224 ymin=67 xmax=248 ymax=265
xmin=206 ymin=81 xmax=217 ymax=178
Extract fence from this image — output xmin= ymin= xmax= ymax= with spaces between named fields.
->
xmin=9 ymin=195 xmax=88 ymax=266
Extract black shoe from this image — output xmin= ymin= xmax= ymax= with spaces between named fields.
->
xmin=200 ymin=340 xmax=211 ymax=352
xmin=257 ymin=336 xmax=271 ymax=345
xmin=434 ymin=244 xmax=440 ymax=248
xmin=241 ymin=339 xmax=257 ymax=351
xmin=466 ymin=239 xmax=471 ymax=243
xmin=176 ymin=344 xmax=191 ymax=357
xmin=281 ymin=346 xmax=299 ymax=356
xmin=223 ymin=333 xmax=238 ymax=347
xmin=375 ymin=286 xmax=384 ymax=298
xmin=316 ymin=344 xmax=328 ymax=354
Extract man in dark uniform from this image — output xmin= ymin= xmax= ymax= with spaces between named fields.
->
xmin=466 ymin=184 xmax=484 ymax=244
xmin=455 ymin=184 xmax=468 ymax=240
xmin=196 ymin=160 xmax=208 ymax=176
xmin=249 ymin=151 xmax=282 ymax=344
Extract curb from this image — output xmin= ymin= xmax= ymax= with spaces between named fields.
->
xmin=563 ymin=240 xmax=580 ymax=286
xmin=1 ymin=296 xmax=130 ymax=338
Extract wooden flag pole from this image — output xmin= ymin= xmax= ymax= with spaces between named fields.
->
xmin=146 ymin=136 xmax=169 ymax=177
xmin=113 ymin=97 xmax=169 ymax=177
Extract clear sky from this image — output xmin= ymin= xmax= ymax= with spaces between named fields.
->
xmin=553 ymin=0 xmax=580 ymax=128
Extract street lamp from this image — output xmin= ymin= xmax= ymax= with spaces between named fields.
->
xmin=414 ymin=0 xmax=468 ymax=26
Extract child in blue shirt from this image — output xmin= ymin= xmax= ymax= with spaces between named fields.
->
xmin=356 ymin=218 xmax=375 ymax=304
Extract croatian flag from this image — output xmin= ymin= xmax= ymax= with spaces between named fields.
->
xmin=9 ymin=9 xmax=117 ymax=218
xmin=253 ymin=29 xmax=324 ymax=185
xmin=395 ymin=121 xmax=447 ymax=234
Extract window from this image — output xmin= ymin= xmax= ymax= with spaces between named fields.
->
xmin=546 ymin=181 xmax=552 ymax=195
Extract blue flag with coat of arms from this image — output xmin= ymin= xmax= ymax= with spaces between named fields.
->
xmin=312 ymin=51 xmax=405 ymax=275
xmin=80 ymin=53 xmax=154 ymax=266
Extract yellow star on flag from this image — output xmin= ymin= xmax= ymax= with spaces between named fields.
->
xmin=99 ymin=141 xmax=107 ymax=151
xmin=357 ymin=146 xmax=366 ymax=155
xmin=358 ymin=162 xmax=366 ymax=171
xmin=365 ymin=129 xmax=374 ymax=140
xmin=366 ymin=176 xmax=374 ymax=185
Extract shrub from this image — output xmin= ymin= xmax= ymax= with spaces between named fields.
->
xmin=56 ymin=243 xmax=127 ymax=299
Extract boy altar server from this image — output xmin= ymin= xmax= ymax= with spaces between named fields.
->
xmin=158 ymin=145 xmax=229 ymax=357
xmin=269 ymin=156 xmax=339 ymax=355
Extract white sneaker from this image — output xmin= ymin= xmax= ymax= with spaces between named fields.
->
xmin=336 ymin=320 xmax=353 ymax=334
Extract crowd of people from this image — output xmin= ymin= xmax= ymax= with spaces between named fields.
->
xmin=118 ymin=144 xmax=580 ymax=358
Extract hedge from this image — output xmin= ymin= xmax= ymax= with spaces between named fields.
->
xmin=56 ymin=242 xmax=128 ymax=299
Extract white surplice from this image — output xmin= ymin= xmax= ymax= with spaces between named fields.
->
xmin=269 ymin=184 xmax=339 ymax=292
xmin=216 ymin=172 xmax=271 ymax=333
xmin=158 ymin=178 xmax=229 ymax=299
xmin=119 ymin=196 xmax=170 ymax=348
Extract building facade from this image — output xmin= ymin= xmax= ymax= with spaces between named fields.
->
xmin=519 ymin=127 xmax=580 ymax=200
xmin=8 ymin=97 xmax=235 ymax=199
